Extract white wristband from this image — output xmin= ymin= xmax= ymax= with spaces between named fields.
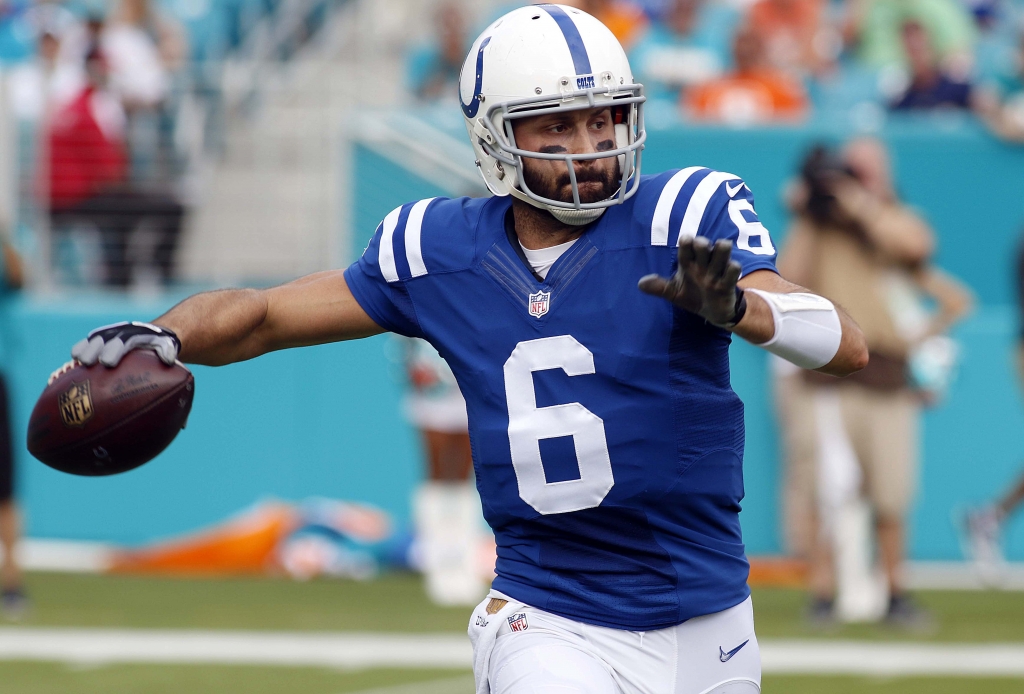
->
xmin=746 ymin=289 xmax=842 ymax=370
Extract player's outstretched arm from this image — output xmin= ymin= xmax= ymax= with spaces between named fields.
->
xmin=638 ymin=237 xmax=867 ymax=377
xmin=735 ymin=270 xmax=867 ymax=377
xmin=72 ymin=271 xmax=386 ymax=368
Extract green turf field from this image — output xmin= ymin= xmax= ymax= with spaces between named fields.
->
xmin=1 ymin=572 xmax=1022 ymax=693
xmin=9 ymin=571 xmax=1024 ymax=642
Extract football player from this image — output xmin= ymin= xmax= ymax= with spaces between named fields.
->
xmin=69 ymin=5 xmax=867 ymax=693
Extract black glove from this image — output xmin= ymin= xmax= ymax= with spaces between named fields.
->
xmin=71 ymin=321 xmax=181 ymax=368
xmin=638 ymin=236 xmax=747 ymax=329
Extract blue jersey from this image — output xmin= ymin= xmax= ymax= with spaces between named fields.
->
xmin=345 ymin=168 xmax=778 ymax=630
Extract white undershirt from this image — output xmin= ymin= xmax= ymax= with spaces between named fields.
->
xmin=519 ymin=238 xmax=579 ymax=280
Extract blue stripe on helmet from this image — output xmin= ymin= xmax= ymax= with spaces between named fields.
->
xmin=460 ymin=36 xmax=491 ymax=118
xmin=539 ymin=5 xmax=593 ymax=76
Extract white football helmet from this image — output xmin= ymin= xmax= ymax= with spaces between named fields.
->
xmin=459 ymin=4 xmax=646 ymax=225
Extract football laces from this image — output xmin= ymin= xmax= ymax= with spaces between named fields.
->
xmin=47 ymin=360 xmax=79 ymax=386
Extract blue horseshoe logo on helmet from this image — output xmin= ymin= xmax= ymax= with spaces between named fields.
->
xmin=460 ymin=36 xmax=491 ymax=118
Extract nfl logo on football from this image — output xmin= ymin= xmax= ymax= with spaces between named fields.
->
xmin=508 ymin=612 xmax=529 ymax=632
xmin=528 ymin=291 xmax=550 ymax=319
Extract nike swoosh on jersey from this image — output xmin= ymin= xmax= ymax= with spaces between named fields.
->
xmin=724 ymin=182 xmax=746 ymax=198
xmin=719 ymin=639 xmax=749 ymax=663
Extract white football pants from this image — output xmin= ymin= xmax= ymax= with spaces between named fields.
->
xmin=469 ymin=592 xmax=760 ymax=694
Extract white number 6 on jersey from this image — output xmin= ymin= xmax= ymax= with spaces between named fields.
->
xmin=729 ymin=199 xmax=776 ymax=256
xmin=503 ymin=335 xmax=614 ymax=515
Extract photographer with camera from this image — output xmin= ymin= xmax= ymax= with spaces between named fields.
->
xmin=777 ymin=137 xmax=972 ymax=629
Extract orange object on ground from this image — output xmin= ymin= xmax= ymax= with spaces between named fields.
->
xmin=109 ymin=503 xmax=300 ymax=576
xmin=747 ymin=556 xmax=809 ymax=588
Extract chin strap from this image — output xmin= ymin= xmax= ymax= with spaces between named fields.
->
xmin=549 ymin=206 xmax=606 ymax=225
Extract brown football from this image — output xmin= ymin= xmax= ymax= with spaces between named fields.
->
xmin=27 ymin=350 xmax=194 ymax=476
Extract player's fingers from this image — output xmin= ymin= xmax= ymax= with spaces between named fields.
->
xmin=691 ymin=236 xmax=711 ymax=269
xmin=122 ymin=334 xmax=176 ymax=365
xmin=638 ymin=274 xmax=672 ymax=298
xmin=721 ymin=260 xmax=742 ymax=289
xmin=71 ymin=336 xmax=104 ymax=365
xmin=98 ymin=337 xmax=126 ymax=368
xmin=677 ymin=238 xmax=697 ymax=268
xmin=707 ymin=240 xmax=733 ymax=279
xmin=154 ymin=337 xmax=178 ymax=365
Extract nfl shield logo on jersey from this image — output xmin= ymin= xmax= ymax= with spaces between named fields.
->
xmin=508 ymin=612 xmax=529 ymax=632
xmin=528 ymin=291 xmax=550 ymax=318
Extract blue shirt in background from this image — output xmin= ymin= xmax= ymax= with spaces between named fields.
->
xmin=891 ymin=74 xmax=972 ymax=110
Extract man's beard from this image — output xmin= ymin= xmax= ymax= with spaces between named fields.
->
xmin=520 ymin=158 xmax=620 ymax=205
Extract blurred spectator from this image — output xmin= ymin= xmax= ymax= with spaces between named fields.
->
xmin=844 ymin=0 xmax=976 ymax=71
xmin=399 ymin=337 xmax=488 ymax=606
xmin=45 ymin=45 xmax=185 ymax=287
xmin=102 ymin=0 xmax=187 ymax=183
xmin=975 ymin=25 xmax=1024 ymax=142
xmin=408 ymin=1 xmax=466 ymax=100
xmin=5 ymin=28 xmax=82 ymax=121
xmin=562 ymin=0 xmax=649 ymax=50
xmin=747 ymin=0 xmax=834 ymax=75
xmin=55 ymin=12 xmax=103 ymax=70
xmin=102 ymin=0 xmax=185 ymax=110
xmin=890 ymin=20 xmax=972 ymax=110
xmin=772 ymin=353 xmax=819 ymax=561
xmin=684 ymin=24 xmax=809 ymax=124
xmin=0 ymin=234 xmax=25 ymax=621
xmin=628 ymin=0 xmax=739 ymax=100
xmin=780 ymin=138 xmax=972 ymax=628
xmin=961 ymin=234 xmax=1024 ymax=581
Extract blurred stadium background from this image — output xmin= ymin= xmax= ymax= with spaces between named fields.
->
xmin=0 ymin=0 xmax=1023 ymax=692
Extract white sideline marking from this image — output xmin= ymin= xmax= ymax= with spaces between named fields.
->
xmin=344 ymin=675 xmax=476 ymax=694
xmin=0 ymin=629 xmax=1023 ymax=677
xmin=3 ymin=541 xmax=113 ymax=573
xmin=0 ymin=629 xmax=471 ymax=669
xmin=762 ymin=641 xmax=1024 ymax=677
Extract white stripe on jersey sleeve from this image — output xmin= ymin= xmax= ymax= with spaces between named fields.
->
xmin=677 ymin=171 xmax=740 ymax=245
xmin=651 ymin=167 xmax=704 ymax=246
xmin=378 ymin=205 xmax=403 ymax=283
xmin=404 ymin=198 xmax=436 ymax=279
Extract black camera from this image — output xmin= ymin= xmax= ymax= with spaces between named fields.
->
xmin=800 ymin=144 xmax=857 ymax=224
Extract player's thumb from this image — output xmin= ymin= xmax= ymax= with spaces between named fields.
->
xmin=638 ymin=274 xmax=671 ymax=298
xmin=153 ymin=337 xmax=179 ymax=365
